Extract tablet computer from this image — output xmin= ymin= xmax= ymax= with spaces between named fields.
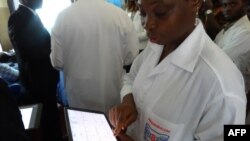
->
xmin=64 ymin=107 xmax=117 ymax=141
xmin=19 ymin=103 xmax=42 ymax=130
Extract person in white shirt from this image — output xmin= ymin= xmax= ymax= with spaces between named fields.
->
xmin=132 ymin=9 xmax=148 ymax=51
xmin=125 ymin=0 xmax=148 ymax=51
xmin=50 ymin=0 xmax=139 ymax=113
xmin=214 ymin=0 xmax=250 ymax=95
xmin=109 ymin=0 xmax=246 ymax=141
xmin=214 ymin=0 xmax=250 ymax=125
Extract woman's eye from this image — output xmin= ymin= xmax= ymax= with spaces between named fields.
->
xmin=155 ymin=12 xmax=166 ymax=17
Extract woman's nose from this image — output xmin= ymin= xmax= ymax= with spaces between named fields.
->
xmin=144 ymin=16 xmax=156 ymax=31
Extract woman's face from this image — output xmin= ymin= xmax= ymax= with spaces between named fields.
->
xmin=139 ymin=0 xmax=198 ymax=47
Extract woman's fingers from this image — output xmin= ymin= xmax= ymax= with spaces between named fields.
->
xmin=109 ymin=103 xmax=137 ymax=136
xmin=109 ymin=107 xmax=117 ymax=127
xmin=113 ymin=111 xmax=124 ymax=136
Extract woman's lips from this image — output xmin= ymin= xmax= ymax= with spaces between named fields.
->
xmin=147 ymin=32 xmax=158 ymax=43
xmin=150 ymin=37 xmax=157 ymax=43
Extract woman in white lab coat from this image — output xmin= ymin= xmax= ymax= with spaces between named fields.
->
xmin=109 ymin=0 xmax=246 ymax=141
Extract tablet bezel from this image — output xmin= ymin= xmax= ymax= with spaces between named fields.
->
xmin=64 ymin=107 xmax=117 ymax=141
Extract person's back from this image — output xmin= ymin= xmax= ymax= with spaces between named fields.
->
xmin=8 ymin=5 xmax=59 ymax=95
xmin=8 ymin=0 xmax=60 ymax=140
xmin=51 ymin=0 xmax=138 ymax=113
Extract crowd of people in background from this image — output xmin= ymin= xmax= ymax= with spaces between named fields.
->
xmin=1 ymin=0 xmax=250 ymax=141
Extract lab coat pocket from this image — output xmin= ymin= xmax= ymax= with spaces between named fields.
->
xmin=143 ymin=110 xmax=184 ymax=141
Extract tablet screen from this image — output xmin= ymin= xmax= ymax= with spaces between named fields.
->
xmin=66 ymin=108 xmax=117 ymax=141
xmin=19 ymin=104 xmax=42 ymax=129
xmin=20 ymin=107 xmax=33 ymax=129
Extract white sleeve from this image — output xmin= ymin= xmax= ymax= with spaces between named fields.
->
xmin=133 ymin=11 xmax=148 ymax=42
xmin=122 ymin=16 xmax=139 ymax=66
xmin=120 ymin=46 xmax=149 ymax=100
xmin=50 ymin=13 xmax=64 ymax=70
xmin=194 ymin=94 xmax=246 ymax=141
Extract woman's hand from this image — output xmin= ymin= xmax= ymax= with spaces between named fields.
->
xmin=109 ymin=94 xmax=137 ymax=136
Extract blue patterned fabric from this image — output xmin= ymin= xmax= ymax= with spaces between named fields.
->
xmin=0 ymin=63 xmax=19 ymax=82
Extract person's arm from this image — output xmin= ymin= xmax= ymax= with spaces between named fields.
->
xmin=122 ymin=14 xmax=139 ymax=72
xmin=109 ymin=44 xmax=150 ymax=137
xmin=123 ymin=14 xmax=139 ymax=67
xmin=194 ymin=92 xmax=246 ymax=141
xmin=132 ymin=11 xmax=148 ymax=42
xmin=109 ymin=94 xmax=137 ymax=136
xmin=110 ymin=54 xmax=140 ymax=135
xmin=50 ymin=13 xmax=64 ymax=70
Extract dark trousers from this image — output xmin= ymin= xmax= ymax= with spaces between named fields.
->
xmin=23 ymin=84 xmax=62 ymax=141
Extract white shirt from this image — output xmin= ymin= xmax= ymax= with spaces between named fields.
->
xmin=121 ymin=22 xmax=246 ymax=141
xmin=50 ymin=0 xmax=139 ymax=113
xmin=215 ymin=15 xmax=250 ymax=94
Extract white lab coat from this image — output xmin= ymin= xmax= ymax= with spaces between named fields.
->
xmin=215 ymin=15 xmax=250 ymax=94
xmin=121 ymin=22 xmax=246 ymax=141
xmin=50 ymin=0 xmax=139 ymax=113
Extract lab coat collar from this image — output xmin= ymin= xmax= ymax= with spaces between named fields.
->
xmin=169 ymin=20 xmax=205 ymax=73
xmin=147 ymin=20 xmax=205 ymax=78
xmin=223 ymin=15 xmax=249 ymax=33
